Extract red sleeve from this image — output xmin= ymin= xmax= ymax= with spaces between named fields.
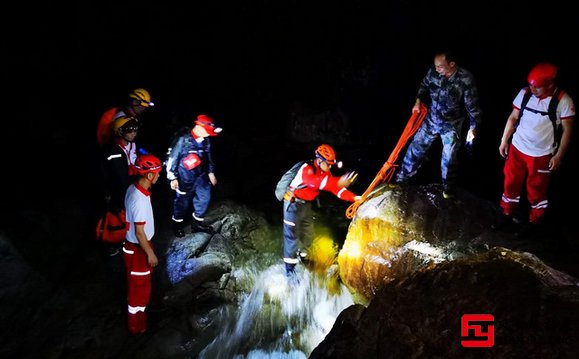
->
xmin=320 ymin=174 xmax=357 ymax=202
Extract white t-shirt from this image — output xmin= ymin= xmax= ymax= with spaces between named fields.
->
xmin=512 ymin=88 xmax=575 ymax=156
xmin=124 ymin=183 xmax=155 ymax=244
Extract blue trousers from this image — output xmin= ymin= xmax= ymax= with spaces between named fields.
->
xmin=396 ymin=118 xmax=461 ymax=189
xmin=282 ymin=200 xmax=314 ymax=264
xmin=172 ymin=175 xmax=212 ymax=221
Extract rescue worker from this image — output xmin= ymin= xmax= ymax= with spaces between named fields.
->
xmin=102 ymin=116 xmax=140 ymax=213
xmin=97 ymin=88 xmax=154 ymax=147
xmin=282 ymin=144 xmax=361 ymax=276
xmin=165 ymin=114 xmax=222 ymax=237
xmin=122 ymin=154 xmax=162 ymax=335
xmin=395 ymin=51 xmax=482 ymax=198
xmin=492 ymin=63 xmax=575 ymax=238
xmin=101 ymin=116 xmax=140 ymax=256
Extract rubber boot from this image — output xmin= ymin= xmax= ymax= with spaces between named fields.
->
xmin=285 ymin=262 xmax=296 ymax=276
xmin=191 ymin=219 xmax=215 ymax=234
xmin=173 ymin=221 xmax=185 ymax=238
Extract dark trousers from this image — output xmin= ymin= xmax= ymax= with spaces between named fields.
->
xmin=172 ymin=176 xmax=212 ymax=221
xmin=282 ymin=200 xmax=314 ymax=264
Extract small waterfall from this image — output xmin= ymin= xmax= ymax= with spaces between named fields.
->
xmin=199 ymin=263 xmax=354 ymax=358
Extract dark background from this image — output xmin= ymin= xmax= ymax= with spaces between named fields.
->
xmin=3 ymin=1 xmax=578 ymax=226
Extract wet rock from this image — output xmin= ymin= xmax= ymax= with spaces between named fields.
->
xmin=312 ymin=248 xmax=579 ymax=358
xmin=338 ymin=183 xmax=497 ymax=302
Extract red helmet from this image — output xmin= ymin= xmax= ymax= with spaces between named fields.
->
xmin=134 ymin=154 xmax=162 ymax=175
xmin=195 ymin=114 xmax=222 ymax=136
xmin=527 ymin=63 xmax=557 ymax=87
xmin=315 ymin=144 xmax=336 ymax=165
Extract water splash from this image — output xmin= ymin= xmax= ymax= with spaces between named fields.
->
xmin=199 ymin=263 xmax=354 ymax=358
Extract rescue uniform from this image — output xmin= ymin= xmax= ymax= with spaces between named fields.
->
xmin=282 ymin=161 xmax=356 ymax=273
xmin=123 ymin=183 xmax=155 ymax=334
xmin=102 ymin=138 xmax=138 ymax=212
xmin=97 ymin=107 xmax=127 ymax=147
xmin=500 ymin=87 xmax=575 ymax=223
xmin=396 ymin=65 xmax=482 ymax=192
xmin=166 ymin=129 xmax=215 ymax=227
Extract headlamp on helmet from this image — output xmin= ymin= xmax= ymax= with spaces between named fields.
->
xmin=129 ymin=88 xmax=155 ymax=107
xmin=195 ymin=114 xmax=222 ymax=136
xmin=114 ymin=116 xmax=139 ymax=136
xmin=315 ymin=144 xmax=337 ymax=165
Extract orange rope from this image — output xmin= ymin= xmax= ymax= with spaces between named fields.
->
xmin=345 ymin=104 xmax=428 ymax=219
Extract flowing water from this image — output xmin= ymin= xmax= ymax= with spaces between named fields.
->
xmin=198 ymin=263 xmax=355 ymax=359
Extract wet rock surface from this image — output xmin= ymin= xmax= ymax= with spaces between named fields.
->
xmin=314 ymin=184 xmax=579 ymax=358
xmin=2 ymin=181 xmax=579 ymax=358
xmin=312 ymin=248 xmax=579 ymax=359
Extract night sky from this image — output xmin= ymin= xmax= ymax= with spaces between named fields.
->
xmin=4 ymin=2 xmax=578 ymax=222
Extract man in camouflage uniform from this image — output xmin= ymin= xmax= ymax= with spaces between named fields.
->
xmin=395 ymin=51 xmax=482 ymax=198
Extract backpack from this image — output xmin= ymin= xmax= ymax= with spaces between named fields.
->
xmin=516 ymin=87 xmax=564 ymax=147
xmin=275 ymin=161 xmax=306 ymax=201
xmin=96 ymin=208 xmax=128 ymax=243
xmin=97 ymin=107 xmax=119 ymax=146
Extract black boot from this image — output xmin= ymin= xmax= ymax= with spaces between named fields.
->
xmin=191 ymin=219 xmax=215 ymax=234
xmin=491 ymin=213 xmax=514 ymax=231
xmin=285 ymin=262 xmax=296 ymax=276
xmin=173 ymin=222 xmax=185 ymax=238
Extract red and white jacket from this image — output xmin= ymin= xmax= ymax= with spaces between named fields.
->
xmin=288 ymin=161 xmax=356 ymax=202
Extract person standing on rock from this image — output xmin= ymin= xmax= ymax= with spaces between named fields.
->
xmin=165 ymin=114 xmax=222 ymax=237
xmin=492 ymin=63 xmax=575 ymax=238
xmin=280 ymin=144 xmax=360 ymax=276
xmin=122 ymin=154 xmax=162 ymax=335
xmin=394 ymin=50 xmax=482 ymax=199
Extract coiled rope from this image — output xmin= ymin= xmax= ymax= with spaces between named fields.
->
xmin=345 ymin=104 xmax=428 ymax=219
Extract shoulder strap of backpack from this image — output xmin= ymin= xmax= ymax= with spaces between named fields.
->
xmin=548 ymin=88 xmax=564 ymax=147
xmin=516 ymin=87 xmax=533 ymax=128
xmin=547 ymin=88 xmax=563 ymax=126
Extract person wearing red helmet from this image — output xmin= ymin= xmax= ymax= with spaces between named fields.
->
xmin=492 ymin=63 xmax=575 ymax=238
xmin=165 ymin=114 xmax=223 ymax=237
xmin=280 ymin=144 xmax=361 ymax=277
xmin=122 ymin=154 xmax=162 ymax=335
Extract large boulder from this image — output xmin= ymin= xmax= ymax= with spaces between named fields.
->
xmin=338 ymin=183 xmax=497 ymax=302
xmin=312 ymin=247 xmax=579 ymax=358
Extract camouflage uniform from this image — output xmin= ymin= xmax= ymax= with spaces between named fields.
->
xmin=396 ymin=65 xmax=482 ymax=192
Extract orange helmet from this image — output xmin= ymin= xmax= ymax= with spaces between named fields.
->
xmin=527 ymin=63 xmax=557 ymax=88
xmin=134 ymin=154 xmax=162 ymax=175
xmin=315 ymin=144 xmax=336 ymax=165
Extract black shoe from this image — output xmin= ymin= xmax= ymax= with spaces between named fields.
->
xmin=516 ymin=222 xmax=540 ymax=240
xmin=191 ymin=221 xmax=215 ymax=234
xmin=491 ymin=214 xmax=514 ymax=231
xmin=173 ymin=228 xmax=185 ymax=238
xmin=285 ymin=262 xmax=296 ymax=276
